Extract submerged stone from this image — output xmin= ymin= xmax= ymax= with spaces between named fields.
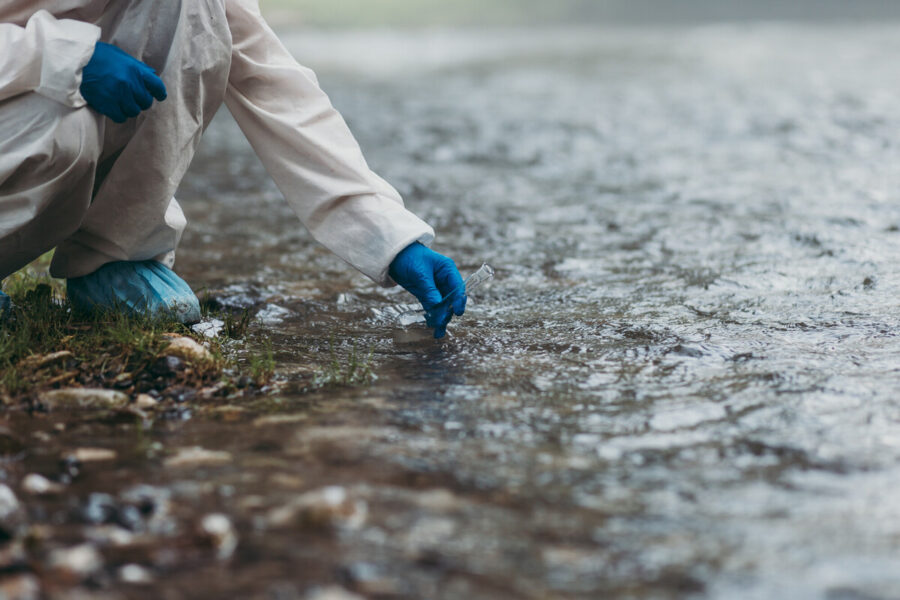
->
xmin=199 ymin=513 xmax=238 ymax=560
xmin=164 ymin=447 xmax=232 ymax=468
xmin=39 ymin=388 xmax=129 ymax=410
xmin=266 ymin=486 xmax=367 ymax=531
xmin=119 ymin=563 xmax=154 ymax=584
xmin=47 ymin=544 xmax=103 ymax=581
xmin=22 ymin=473 xmax=64 ymax=496
xmin=69 ymin=447 xmax=117 ymax=462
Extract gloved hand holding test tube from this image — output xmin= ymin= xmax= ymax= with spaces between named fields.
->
xmin=399 ymin=263 xmax=494 ymax=338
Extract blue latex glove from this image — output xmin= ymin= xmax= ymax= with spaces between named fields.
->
xmin=389 ymin=242 xmax=466 ymax=339
xmin=80 ymin=42 xmax=167 ymax=123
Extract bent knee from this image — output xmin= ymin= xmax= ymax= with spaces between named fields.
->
xmin=0 ymin=93 xmax=102 ymax=194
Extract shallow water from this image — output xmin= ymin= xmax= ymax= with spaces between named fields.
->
xmin=10 ymin=24 xmax=900 ymax=599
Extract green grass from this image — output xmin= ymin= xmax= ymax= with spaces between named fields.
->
xmin=312 ymin=337 xmax=375 ymax=388
xmin=0 ymin=254 xmax=264 ymax=404
xmin=1 ymin=254 xmax=378 ymax=404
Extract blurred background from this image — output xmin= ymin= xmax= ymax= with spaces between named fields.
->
xmin=259 ymin=0 xmax=900 ymax=27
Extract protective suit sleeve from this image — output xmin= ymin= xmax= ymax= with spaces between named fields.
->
xmin=0 ymin=10 xmax=101 ymax=106
xmin=223 ymin=0 xmax=435 ymax=287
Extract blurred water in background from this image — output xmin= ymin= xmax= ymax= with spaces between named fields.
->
xmin=260 ymin=0 xmax=900 ymax=26
xmin=163 ymin=17 xmax=900 ymax=597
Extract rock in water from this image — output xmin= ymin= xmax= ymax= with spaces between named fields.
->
xmin=39 ymin=388 xmax=129 ymax=410
xmin=199 ymin=513 xmax=238 ymax=559
xmin=22 ymin=473 xmax=64 ymax=496
xmin=0 ymin=484 xmax=23 ymax=538
xmin=266 ymin=486 xmax=367 ymax=531
xmin=164 ymin=447 xmax=232 ymax=468
xmin=47 ymin=544 xmax=103 ymax=581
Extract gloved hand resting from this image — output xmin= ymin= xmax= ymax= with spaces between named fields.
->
xmin=80 ymin=42 xmax=167 ymax=123
xmin=389 ymin=242 xmax=466 ymax=339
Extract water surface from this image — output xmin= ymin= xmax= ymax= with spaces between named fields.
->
xmin=13 ymin=25 xmax=900 ymax=599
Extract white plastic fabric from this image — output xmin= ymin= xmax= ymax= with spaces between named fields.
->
xmin=0 ymin=0 xmax=435 ymax=285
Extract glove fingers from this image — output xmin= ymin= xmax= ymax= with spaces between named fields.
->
xmin=134 ymin=85 xmax=154 ymax=111
xmin=119 ymin=97 xmax=142 ymax=119
xmin=106 ymin=106 xmax=127 ymax=123
xmin=141 ymin=69 xmax=168 ymax=101
xmin=411 ymin=278 xmax=444 ymax=311
xmin=433 ymin=258 xmax=466 ymax=316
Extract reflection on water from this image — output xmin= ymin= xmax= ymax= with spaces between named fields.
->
xmin=12 ymin=24 xmax=900 ymax=598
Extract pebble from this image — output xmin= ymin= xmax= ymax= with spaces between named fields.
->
xmin=161 ymin=336 xmax=213 ymax=364
xmin=84 ymin=525 xmax=135 ymax=547
xmin=118 ymin=563 xmax=154 ymax=584
xmin=47 ymin=544 xmax=103 ymax=581
xmin=150 ymin=355 xmax=183 ymax=377
xmin=191 ymin=318 xmax=225 ymax=339
xmin=253 ymin=414 xmax=308 ymax=427
xmin=267 ymin=486 xmax=367 ymax=530
xmin=70 ymin=447 xmax=117 ymax=462
xmin=0 ymin=484 xmax=21 ymax=524
xmin=164 ymin=447 xmax=232 ymax=468
xmin=22 ymin=473 xmax=64 ymax=496
xmin=199 ymin=513 xmax=238 ymax=560
xmin=39 ymin=388 xmax=129 ymax=410
xmin=305 ymin=586 xmax=365 ymax=600
xmin=0 ymin=573 xmax=40 ymax=600
xmin=135 ymin=394 xmax=158 ymax=409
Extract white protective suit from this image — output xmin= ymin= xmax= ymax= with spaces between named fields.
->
xmin=0 ymin=1 xmax=435 ymax=284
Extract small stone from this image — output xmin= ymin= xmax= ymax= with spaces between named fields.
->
xmin=0 ymin=573 xmax=40 ymax=600
xmin=164 ymin=447 xmax=232 ymax=468
xmin=305 ymin=586 xmax=365 ymax=600
xmin=113 ymin=372 xmax=133 ymax=389
xmin=135 ymin=394 xmax=158 ymax=409
xmin=39 ymin=388 xmax=129 ymax=410
xmin=253 ymin=414 xmax=308 ymax=427
xmin=83 ymin=493 xmax=118 ymax=524
xmin=150 ymin=355 xmax=183 ymax=377
xmin=0 ymin=483 xmax=22 ymax=524
xmin=267 ymin=486 xmax=367 ymax=531
xmin=0 ymin=483 xmax=25 ymax=541
xmin=70 ymin=448 xmax=117 ymax=462
xmin=210 ymin=405 xmax=245 ymax=421
xmin=161 ymin=336 xmax=212 ymax=364
xmin=0 ymin=540 xmax=28 ymax=571
xmin=84 ymin=525 xmax=135 ymax=547
xmin=339 ymin=562 xmax=399 ymax=596
xmin=118 ymin=563 xmax=153 ymax=584
xmin=199 ymin=513 xmax=238 ymax=560
xmin=268 ymin=473 xmax=304 ymax=489
xmin=47 ymin=544 xmax=103 ymax=581
xmin=22 ymin=473 xmax=64 ymax=496
xmin=191 ymin=318 xmax=225 ymax=339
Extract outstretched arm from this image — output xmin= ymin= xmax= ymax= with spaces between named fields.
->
xmin=223 ymin=0 xmax=435 ymax=286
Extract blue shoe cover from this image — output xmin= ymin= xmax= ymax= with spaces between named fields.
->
xmin=67 ymin=261 xmax=201 ymax=324
xmin=0 ymin=289 xmax=10 ymax=319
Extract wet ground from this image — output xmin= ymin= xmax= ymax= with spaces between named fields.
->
xmin=5 ymin=24 xmax=900 ymax=599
